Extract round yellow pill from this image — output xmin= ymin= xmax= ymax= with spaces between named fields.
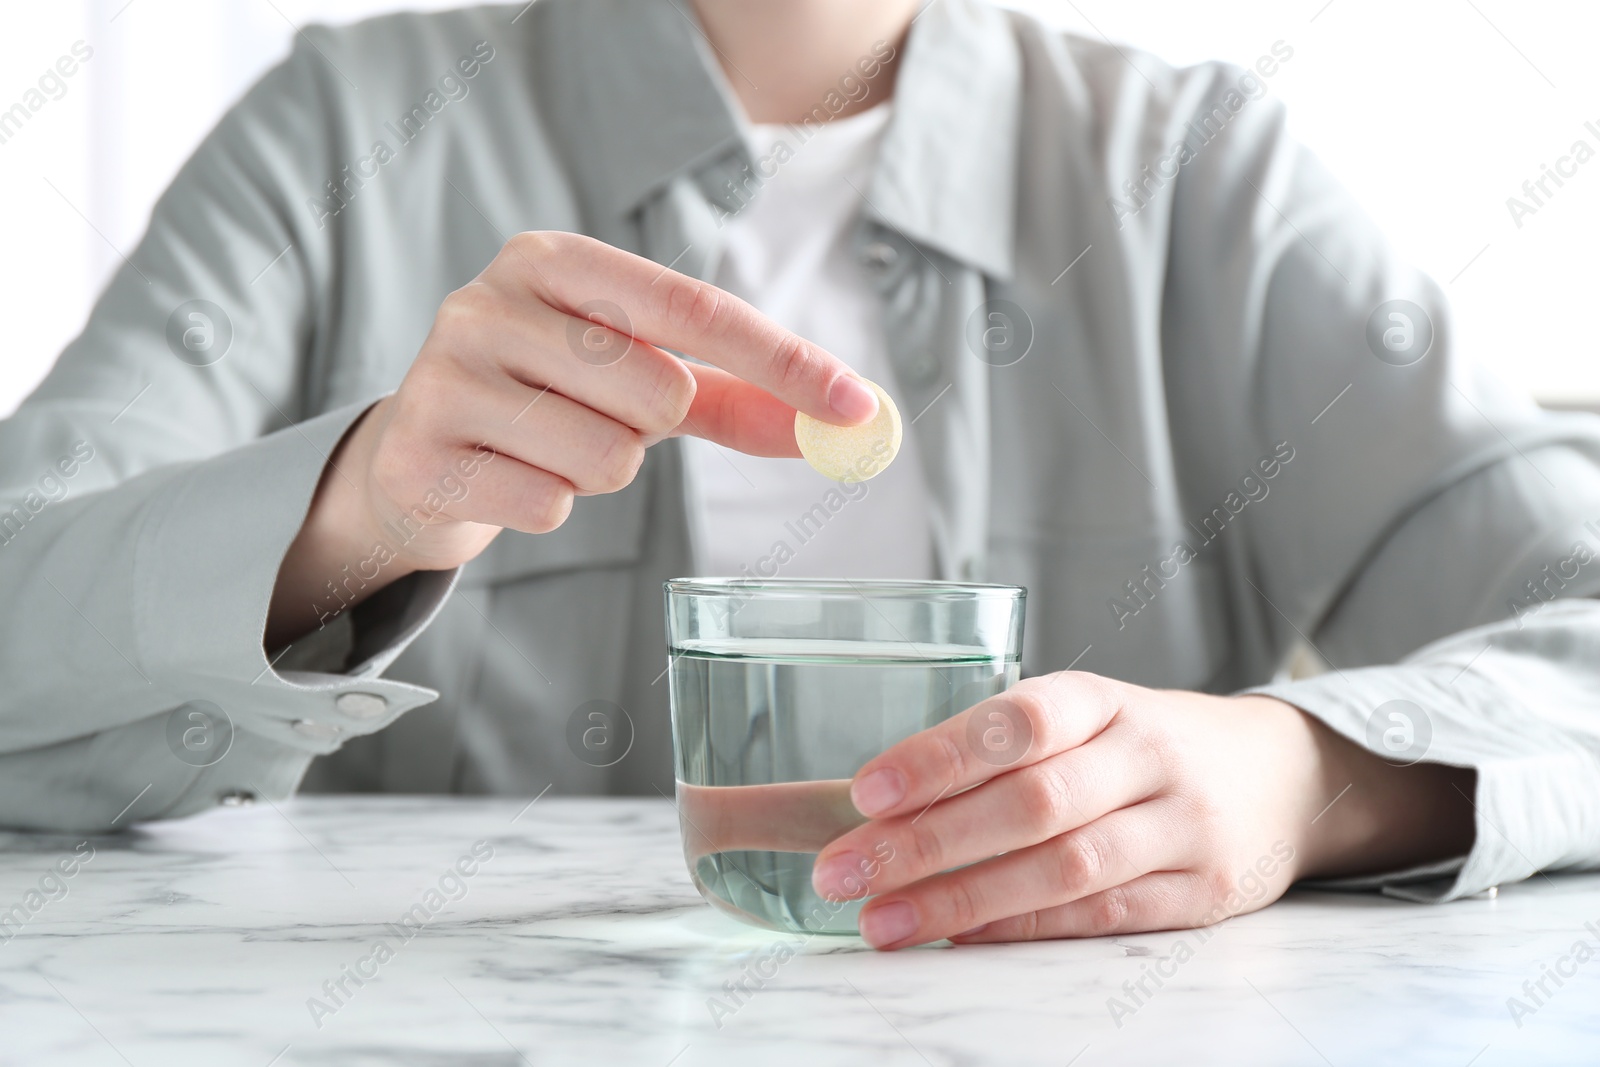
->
xmin=794 ymin=378 xmax=902 ymax=482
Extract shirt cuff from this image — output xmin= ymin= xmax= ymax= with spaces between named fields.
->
xmin=1249 ymin=652 xmax=1600 ymax=903
xmin=0 ymin=399 xmax=460 ymax=831
xmin=132 ymin=399 xmax=463 ymax=808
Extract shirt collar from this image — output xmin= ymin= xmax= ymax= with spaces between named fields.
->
xmin=866 ymin=0 xmax=1021 ymax=281
xmin=550 ymin=0 xmax=1021 ymax=280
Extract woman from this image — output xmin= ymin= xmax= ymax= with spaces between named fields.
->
xmin=1 ymin=0 xmax=1597 ymax=951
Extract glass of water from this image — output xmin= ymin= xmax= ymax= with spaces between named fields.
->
xmin=664 ymin=578 xmax=1026 ymax=935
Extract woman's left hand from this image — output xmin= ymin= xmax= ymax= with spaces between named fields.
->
xmin=810 ymin=671 xmax=1475 ymax=949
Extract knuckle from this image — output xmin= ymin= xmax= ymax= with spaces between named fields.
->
xmin=942 ymin=877 xmax=985 ymax=932
xmin=1003 ymin=687 xmax=1056 ymax=747
xmin=1060 ymin=668 xmax=1112 ymax=698
xmin=662 ymin=277 xmax=724 ymax=337
xmin=593 ymin=428 xmax=646 ymax=492
xmin=524 ymin=478 xmax=575 ymax=533
xmin=712 ymin=370 xmax=741 ymax=429
xmin=1130 ymin=717 xmax=1178 ymax=776
xmin=397 ymin=358 xmax=451 ymax=412
xmin=509 ymin=229 xmax=561 ymax=263
xmin=644 ymin=357 xmax=695 ymax=432
xmin=1089 ymin=885 xmax=1130 ymax=933
xmin=903 ymin=820 xmax=946 ymax=878
xmin=1178 ymin=790 xmax=1225 ymax=841
xmin=1061 ymin=671 xmax=1124 ymax=730
xmin=1120 ymin=703 xmax=1184 ymax=771
xmin=1018 ymin=767 xmax=1070 ymax=835
xmin=1055 ymin=831 xmax=1109 ymax=891
xmin=768 ymin=332 xmax=819 ymax=393
xmin=1203 ymin=866 xmax=1238 ymax=913
xmin=934 ymin=730 xmax=968 ymax=787
xmin=435 ymin=283 xmax=496 ymax=337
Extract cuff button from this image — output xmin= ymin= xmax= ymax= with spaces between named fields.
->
xmin=291 ymin=719 xmax=341 ymax=741
xmin=335 ymin=692 xmax=389 ymax=720
xmin=859 ymin=240 xmax=900 ymax=272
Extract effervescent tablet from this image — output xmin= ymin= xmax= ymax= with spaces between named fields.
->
xmin=794 ymin=378 xmax=902 ymax=482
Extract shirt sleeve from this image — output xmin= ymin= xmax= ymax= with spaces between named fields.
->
xmin=1157 ymin=63 xmax=1600 ymax=901
xmin=0 ymin=34 xmax=454 ymax=832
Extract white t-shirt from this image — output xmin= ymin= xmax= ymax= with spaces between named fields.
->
xmin=684 ymin=104 xmax=935 ymax=580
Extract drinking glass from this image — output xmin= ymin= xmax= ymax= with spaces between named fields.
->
xmin=664 ymin=578 xmax=1026 ymax=934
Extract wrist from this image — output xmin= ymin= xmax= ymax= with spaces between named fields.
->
xmin=266 ymin=401 xmax=416 ymax=648
xmin=314 ymin=400 xmax=402 ymax=565
xmin=1225 ymin=694 xmax=1333 ymax=881
xmin=1267 ymin=698 xmax=1477 ymax=881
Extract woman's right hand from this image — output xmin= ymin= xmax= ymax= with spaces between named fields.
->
xmin=267 ymin=230 xmax=879 ymax=647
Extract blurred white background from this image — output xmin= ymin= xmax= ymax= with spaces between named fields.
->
xmin=2 ymin=0 xmax=1597 ymax=415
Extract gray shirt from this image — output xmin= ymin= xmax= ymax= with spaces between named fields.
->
xmin=2 ymin=0 xmax=1597 ymax=904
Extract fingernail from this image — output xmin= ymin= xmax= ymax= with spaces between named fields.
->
xmin=859 ymin=901 xmax=917 ymax=948
xmin=828 ymin=375 xmax=879 ymax=422
xmin=851 ymin=768 xmax=905 ymax=817
xmin=812 ymin=851 xmax=869 ymax=901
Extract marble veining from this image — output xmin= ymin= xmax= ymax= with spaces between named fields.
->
xmin=0 ymin=796 xmax=1597 ymax=1066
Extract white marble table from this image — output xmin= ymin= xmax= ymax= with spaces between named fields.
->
xmin=2 ymin=796 xmax=1597 ymax=1066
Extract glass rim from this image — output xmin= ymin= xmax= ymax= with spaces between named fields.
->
xmin=664 ymin=577 xmax=1026 ymax=602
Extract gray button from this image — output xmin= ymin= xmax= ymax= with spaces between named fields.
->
xmin=335 ymin=692 xmax=388 ymax=720
xmin=218 ymin=790 xmax=255 ymax=807
xmin=291 ymin=719 xmax=340 ymax=741
xmin=859 ymin=240 xmax=899 ymax=271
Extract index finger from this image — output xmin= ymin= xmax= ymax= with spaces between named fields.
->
xmin=513 ymin=231 xmax=879 ymax=425
xmin=847 ymin=673 xmax=1123 ymax=819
